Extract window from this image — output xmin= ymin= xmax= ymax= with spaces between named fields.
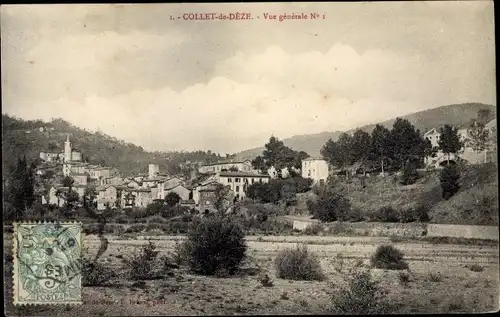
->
xmin=236 ymin=186 xmax=240 ymax=192
xmin=252 ymin=178 xmax=255 ymax=184
xmin=228 ymin=178 xmax=232 ymax=182
xmin=235 ymin=178 xmax=240 ymax=183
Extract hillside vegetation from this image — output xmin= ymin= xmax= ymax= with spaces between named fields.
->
xmin=236 ymin=103 xmax=495 ymax=160
xmin=2 ymin=115 xmax=227 ymax=176
xmin=306 ymin=163 xmax=498 ymax=226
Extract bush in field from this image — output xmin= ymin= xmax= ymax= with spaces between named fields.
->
xmin=440 ymin=164 xmax=461 ymax=200
xmin=81 ymin=258 xmax=116 ymax=286
xmin=82 ymin=223 xmax=100 ymax=235
xmin=399 ymin=205 xmax=430 ymax=223
xmin=308 ymin=191 xmax=351 ymax=222
xmin=375 ymin=206 xmax=399 ymax=222
xmin=275 ymin=244 xmax=325 ymax=281
xmin=125 ymin=223 xmax=146 ymax=233
xmin=182 ymin=216 xmax=247 ymax=276
xmin=126 ymin=240 xmax=162 ymax=280
xmin=171 ymin=239 xmax=190 ymax=266
xmin=371 ymin=245 xmax=408 ymax=270
xmin=115 ymin=215 xmax=129 ymax=224
xmin=331 ymin=269 xmax=387 ymax=314
xmin=148 ymin=216 xmax=166 ymax=224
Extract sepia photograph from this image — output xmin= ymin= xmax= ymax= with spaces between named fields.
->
xmin=2 ymin=1 xmax=498 ymax=315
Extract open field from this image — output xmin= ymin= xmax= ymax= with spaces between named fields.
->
xmin=4 ymin=234 xmax=499 ymax=316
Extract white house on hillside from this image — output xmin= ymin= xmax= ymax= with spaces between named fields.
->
xmin=301 ymin=157 xmax=329 ymax=185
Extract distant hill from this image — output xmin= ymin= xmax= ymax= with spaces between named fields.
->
xmin=235 ymin=103 xmax=496 ymax=160
xmin=1 ymin=115 xmax=226 ymax=177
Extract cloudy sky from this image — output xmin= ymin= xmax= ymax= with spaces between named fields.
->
xmin=1 ymin=2 xmax=495 ymax=154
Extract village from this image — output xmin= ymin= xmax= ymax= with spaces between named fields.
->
xmin=35 ymin=116 xmax=497 ymax=217
xmin=3 ymin=3 xmax=498 ymax=315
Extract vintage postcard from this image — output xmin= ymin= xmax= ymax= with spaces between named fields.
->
xmin=2 ymin=2 xmax=498 ymax=316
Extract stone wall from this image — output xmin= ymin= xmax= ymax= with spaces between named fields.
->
xmin=427 ymin=224 xmax=499 ymax=240
xmin=292 ymin=220 xmax=499 ymax=240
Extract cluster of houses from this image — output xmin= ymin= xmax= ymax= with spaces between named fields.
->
xmin=38 ymin=136 xmax=329 ymax=213
xmin=423 ymin=118 xmax=497 ymax=168
xmin=37 ymin=118 xmax=496 ymax=213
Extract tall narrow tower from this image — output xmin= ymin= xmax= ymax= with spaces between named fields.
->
xmin=64 ymin=134 xmax=72 ymax=162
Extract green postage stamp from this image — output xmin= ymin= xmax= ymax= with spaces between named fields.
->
xmin=13 ymin=222 xmax=83 ymax=305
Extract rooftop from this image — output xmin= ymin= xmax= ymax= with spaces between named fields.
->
xmin=302 ymin=157 xmax=326 ymax=161
xmin=219 ymin=171 xmax=269 ymax=178
xmin=143 ymin=176 xmax=168 ymax=182
xmin=201 ymin=159 xmax=251 ymax=167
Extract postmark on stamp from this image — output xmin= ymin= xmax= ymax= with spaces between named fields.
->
xmin=13 ymin=222 xmax=83 ymax=305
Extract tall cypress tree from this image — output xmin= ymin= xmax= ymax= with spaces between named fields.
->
xmin=7 ymin=156 xmax=35 ymax=220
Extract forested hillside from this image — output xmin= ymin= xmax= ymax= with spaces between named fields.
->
xmin=2 ymin=115 xmax=228 ymax=176
xmin=236 ymin=103 xmax=496 ymax=160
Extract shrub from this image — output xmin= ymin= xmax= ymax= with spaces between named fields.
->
xmin=147 ymin=223 xmax=163 ymax=232
xmin=81 ymin=258 xmax=116 ymax=286
xmin=371 ymin=245 xmax=408 ymax=270
xmin=115 ymin=216 xmax=129 ymax=224
xmin=331 ymin=269 xmax=386 ymax=314
xmin=440 ymin=164 xmax=461 ymax=200
xmin=375 ymin=206 xmax=399 ymax=222
xmin=126 ymin=240 xmax=162 ymax=280
xmin=467 ymin=264 xmax=484 ymax=272
xmin=148 ymin=216 xmax=166 ymax=224
xmin=182 ymin=216 xmax=247 ymax=275
xmin=308 ymin=191 xmax=351 ymax=222
xmin=259 ymin=273 xmax=274 ymax=287
xmin=171 ymin=239 xmax=190 ymax=266
xmin=125 ymin=223 xmax=146 ymax=233
xmin=348 ymin=207 xmax=364 ymax=222
xmin=398 ymin=271 xmax=410 ymax=286
xmin=304 ymin=223 xmax=323 ymax=235
xmin=400 ymin=161 xmax=419 ymax=185
xmin=165 ymin=192 xmax=181 ymax=207
xmin=429 ymin=272 xmax=443 ymax=282
xmin=275 ymin=244 xmax=325 ymax=281
xmin=82 ymin=223 xmax=100 ymax=235
xmin=145 ymin=202 xmax=165 ymax=216
xmin=170 ymin=220 xmax=189 ymax=233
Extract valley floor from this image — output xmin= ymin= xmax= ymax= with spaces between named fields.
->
xmin=4 ymin=234 xmax=499 ymax=315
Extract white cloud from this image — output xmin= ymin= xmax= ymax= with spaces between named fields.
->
xmin=9 ymin=43 xmax=440 ymax=154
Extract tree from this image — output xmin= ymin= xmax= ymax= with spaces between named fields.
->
xmin=438 ymin=124 xmax=463 ymax=164
xmin=251 ymin=155 xmax=267 ymax=173
xmin=165 ymin=192 xmax=181 ymax=207
xmin=84 ymin=186 xmax=97 ymax=210
xmin=321 ymin=133 xmax=355 ymax=180
xmin=370 ymin=124 xmax=392 ymax=175
xmin=247 ymin=182 xmax=279 ymax=204
xmin=468 ymin=121 xmax=490 ymax=164
xmin=439 ymin=164 xmax=460 ymax=200
xmin=62 ymin=176 xmax=75 ymax=188
xmin=477 ymin=109 xmax=492 ymax=125
xmin=257 ymin=136 xmax=309 ymax=173
xmin=5 ymin=156 xmax=35 ymax=220
xmin=351 ymin=129 xmax=372 ymax=174
xmin=214 ymin=184 xmax=235 ymax=213
xmin=390 ymin=118 xmax=427 ymax=169
xmin=64 ymin=190 xmax=80 ymax=212
xmin=400 ymin=160 xmax=419 ymax=185
xmin=307 ymin=190 xmax=351 ymax=222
